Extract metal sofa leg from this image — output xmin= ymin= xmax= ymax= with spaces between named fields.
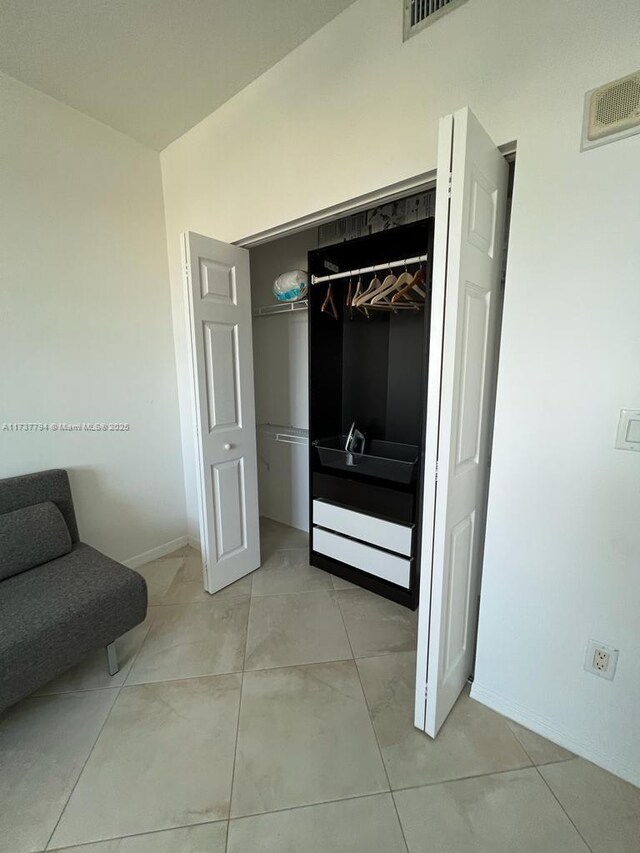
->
xmin=106 ymin=642 xmax=119 ymax=676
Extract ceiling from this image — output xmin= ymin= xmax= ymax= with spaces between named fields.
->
xmin=0 ymin=0 xmax=357 ymax=150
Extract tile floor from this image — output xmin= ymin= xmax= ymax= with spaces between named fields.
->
xmin=1 ymin=517 xmax=638 ymax=853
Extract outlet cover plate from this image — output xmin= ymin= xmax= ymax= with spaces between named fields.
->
xmin=584 ymin=639 xmax=619 ymax=681
xmin=615 ymin=409 xmax=640 ymax=452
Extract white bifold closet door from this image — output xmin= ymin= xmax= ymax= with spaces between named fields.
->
xmin=414 ymin=108 xmax=509 ymax=736
xmin=182 ymin=233 xmax=260 ymax=594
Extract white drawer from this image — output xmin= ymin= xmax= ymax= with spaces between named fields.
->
xmin=313 ymin=527 xmax=411 ymax=589
xmin=313 ymin=499 xmax=412 ymax=556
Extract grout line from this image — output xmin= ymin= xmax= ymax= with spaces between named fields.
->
xmin=503 ymin=720 xmax=576 ymax=770
xmin=334 ymin=598 xmax=408 ymax=851
xmin=229 ymin=789 xmax=396 ymax=824
xmin=44 ymin=618 xmax=157 ymax=849
xmin=45 ymin=818 xmax=226 ymax=852
xmin=342 ymin=632 xmax=409 ymax=853
xmin=225 ymin=596 xmax=252 ymax=853
xmin=390 ymin=763 xmax=547 ymax=794
xmin=534 ymin=764 xmax=594 ymax=853
xmin=43 ymin=683 xmax=123 ymax=850
xmin=250 ymin=586 xmax=335 ymax=599
xmin=120 ymin=611 xmax=158 ymax=688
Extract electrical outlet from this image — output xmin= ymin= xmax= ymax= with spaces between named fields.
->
xmin=584 ymin=639 xmax=619 ymax=681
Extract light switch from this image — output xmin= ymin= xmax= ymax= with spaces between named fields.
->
xmin=615 ymin=409 xmax=640 ymax=452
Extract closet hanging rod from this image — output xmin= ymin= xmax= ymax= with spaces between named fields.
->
xmin=311 ymin=254 xmax=428 ymax=285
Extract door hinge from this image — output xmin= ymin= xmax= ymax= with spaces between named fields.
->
xmin=435 ymin=460 xmax=439 ymax=481
xmin=447 ymin=173 xmax=452 ymax=198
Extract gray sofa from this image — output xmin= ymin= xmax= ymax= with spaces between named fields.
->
xmin=0 ymin=469 xmax=147 ymax=712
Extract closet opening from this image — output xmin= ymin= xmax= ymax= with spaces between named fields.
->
xmin=248 ymin=159 xmax=513 ymax=614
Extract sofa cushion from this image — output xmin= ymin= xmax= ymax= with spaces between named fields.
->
xmin=0 ymin=542 xmax=148 ymax=711
xmin=0 ymin=501 xmax=72 ymax=580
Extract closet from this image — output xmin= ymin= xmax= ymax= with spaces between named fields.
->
xmin=183 ymin=106 xmax=511 ymax=738
xmin=308 ymin=221 xmax=434 ymax=608
xmin=249 ymin=229 xmax=316 ymax=533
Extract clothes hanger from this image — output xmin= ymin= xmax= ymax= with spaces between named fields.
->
xmin=371 ymin=262 xmax=412 ymax=305
xmin=359 ymin=263 xmax=396 ymax=306
xmin=352 ymin=271 xmax=371 ymax=316
xmin=353 ymin=273 xmax=381 ymax=307
xmin=392 ymin=266 xmax=426 ymax=303
xmin=321 ymin=282 xmax=338 ymax=319
xmin=352 ymin=271 xmax=363 ymax=305
xmin=346 ymin=275 xmax=353 ymax=309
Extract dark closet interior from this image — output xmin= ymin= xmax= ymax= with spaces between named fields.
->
xmin=307 ymin=220 xmax=434 ymax=608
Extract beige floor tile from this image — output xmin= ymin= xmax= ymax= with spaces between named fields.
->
xmin=161 ymin=555 xmax=253 ymax=604
xmin=260 ymin=517 xmax=309 ymax=557
xmin=331 ymin=573 xmax=357 ymax=589
xmin=35 ymin=616 xmax=152 ymax=694
xmin=394 ymin=768 xmax=590 ymax=853
xmin=245 ymin=591 xmax=352 ymax=671
xmin=0 ymin=690 xmax=117 ymax=853
xmin=50 ymin=675 xmax=241 ymax=848
xmin=160 ymin=554 xmax=209 ymax=604
xmin=251 ymin=549 xmax=332 ymax=596
xmin=134 ymin=558 xmax=183 ymax=604
xmin=231 ymin=661 xmax=388 ymax=817
xmin=48 ymin=822 xmax=227 ymax=852
xmin=540 ymin=758 xmax=640 ymax=853
xmin=126 ymin=598 xmax=249 ymax=684
xmin=357 ymin=652 xmax=531 ymax=788
xmin=507 ymin=720 xmax=574 ymax=765
xmin=336 ymin=588 xmax=417 ymax=657
xmin=227 ymin=794 xmax=406 ymax=853
xmin=213 ymin=573 xmax=254 ymax=598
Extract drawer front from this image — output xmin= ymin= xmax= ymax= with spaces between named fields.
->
xmin=313 ymin=527 xmax=411 ymax=589
xmin=313 ymin=499 xmax=412 ymax=556
xmin=313 ymin=472 xmax=415 ymax=524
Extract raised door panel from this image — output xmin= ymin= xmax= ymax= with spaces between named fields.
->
xmin=212 ymin=459 xmax=247 ymax=560
xmin=454 ymin=283 xmax=490 ymax=472
xmin=200 ymin=258 xmax=238 ymax=305
xmin=203 ymin=321 xmax=241 ymax=432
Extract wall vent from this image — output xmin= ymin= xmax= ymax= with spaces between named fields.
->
xmin=404 ymin=0 xmax=470 ymax=40
xmin=581 ymin=70 xmax=640 ymax=151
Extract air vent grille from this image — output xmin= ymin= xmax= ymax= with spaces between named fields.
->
xmin=582 ymin=70 xmax=640 ymax=150
xmin=404 ymin=0 xmax=470 ymax=39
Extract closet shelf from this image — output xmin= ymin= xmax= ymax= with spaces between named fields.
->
xmin=253 ymin=300 xmax=308 ymax=318
xmin=258 ymin=423 xmax=309 ymax=446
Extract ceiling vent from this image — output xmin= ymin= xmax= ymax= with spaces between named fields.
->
xmin=581 ymin=70 xmax=640 ymax=151
xmin=403 ymin=0 xmax=470 ymax=40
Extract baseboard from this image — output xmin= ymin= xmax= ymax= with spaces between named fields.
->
xmin=471 ymin=682 xmax=640 ymax=787
xmin=123 ymin=535 xmax=190 ymax=569
xmin=187 ymin=534 xmax=201 ymax=550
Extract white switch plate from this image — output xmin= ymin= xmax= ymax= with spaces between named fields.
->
xmin=584 ymin=639 xmax=619 ymax=681
xmin=615 ymin=409 xmax=640 ymax=452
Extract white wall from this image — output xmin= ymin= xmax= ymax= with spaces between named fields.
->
xmin=0 ymin=73 xmax=186 ymax=564
xmin=250 ymin=229 xmax=316 ymax=529
xmin=160 ymin=0 xmax=640 ymax=783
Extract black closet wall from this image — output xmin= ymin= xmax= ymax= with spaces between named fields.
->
xmin=307 ymin=220 xmax=435 ymax=608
